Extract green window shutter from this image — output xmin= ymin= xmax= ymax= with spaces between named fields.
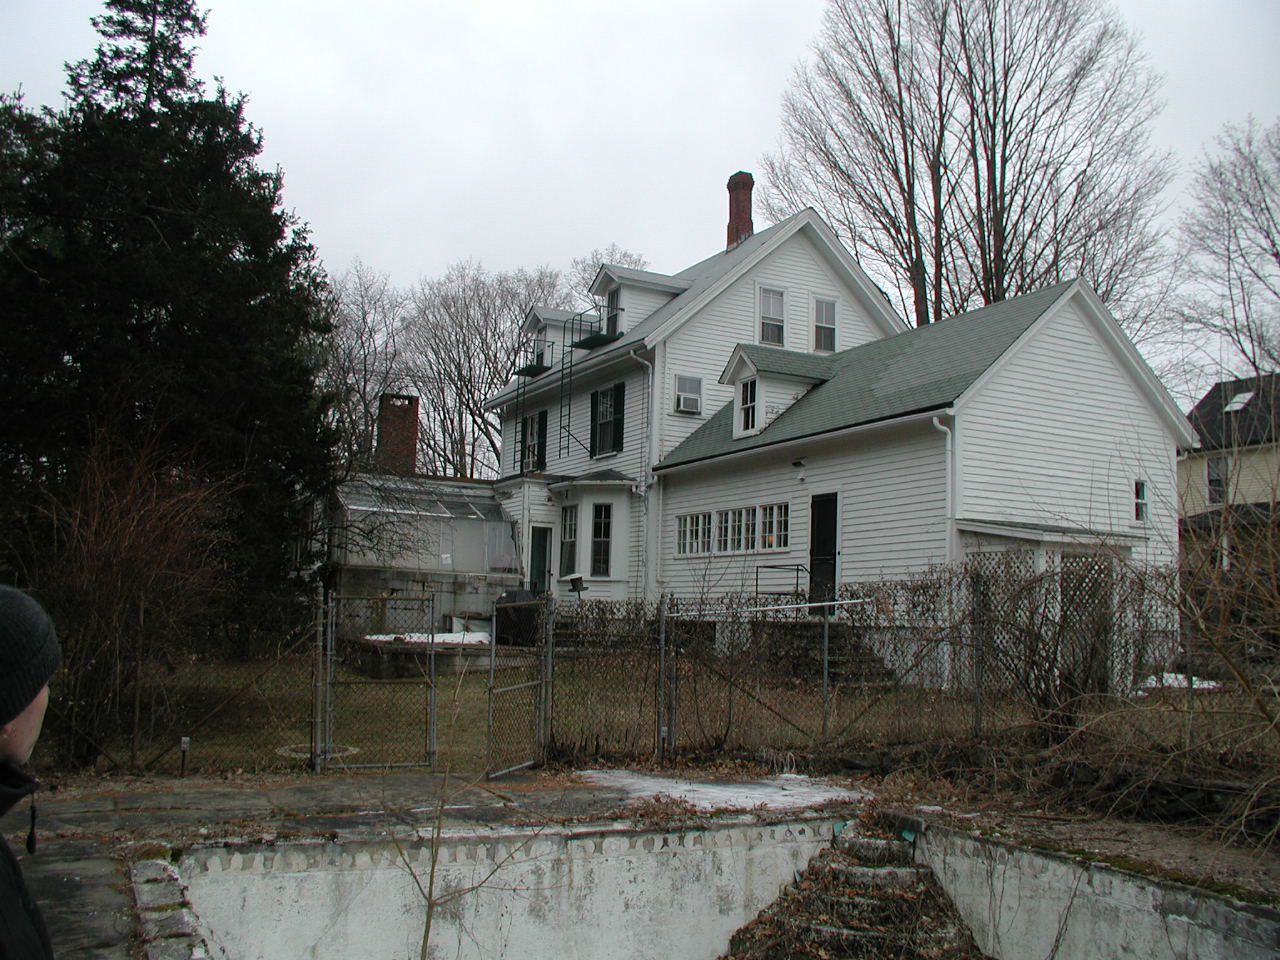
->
xmin=536 ymin=410 xmax=547 ymax=470
xmin=612 ymin=382 xmax=625 ymax=452
xmin=589 ymin=390 xmax=599 ymax=457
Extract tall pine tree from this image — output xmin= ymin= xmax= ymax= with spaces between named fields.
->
xmin=1 ymin=1 xmax=336 ymax=655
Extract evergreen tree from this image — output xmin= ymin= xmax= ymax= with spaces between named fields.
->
xmin=0 ymin=0 xmax=335 ymax=657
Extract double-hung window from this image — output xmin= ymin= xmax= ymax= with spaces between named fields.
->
xmin=519 ymin=410 xmax=547 ymax=471
xmin=559 ymin=505 xmax=578 ymax=576
xmin=740 ymin=379 xmax=757 ymax=433
xmin=1134 ymin=480 xmax=1148 ymax=522
xmin=814 ymin=298 xmax=836 ymax=352
xmin=591 ymin=504 xmax=612 ymax=576
xmin=675 ymin=375 xmax=702 ymax=414
xmin=590 ymin=382 xmax=625 ymax=456
xmin=760 ymin=288 xmax=784 ymax=345
xmin=1207 ymin=456 xmax=1229 ymax=505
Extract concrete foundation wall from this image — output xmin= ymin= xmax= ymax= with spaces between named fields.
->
xmin=175 ymin=817 xmax=835 ymax=960
xmin=903 ymin=817 xmax=1280 ymax=960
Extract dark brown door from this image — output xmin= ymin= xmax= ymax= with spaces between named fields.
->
xmin=809 ymin=493 xmax=838 ymax=602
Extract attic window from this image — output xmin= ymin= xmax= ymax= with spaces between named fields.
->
xmin=1223 ymin=390 xmax=1254 ymax=413
xmin=760 ymin=288 xmax=784 ymax=345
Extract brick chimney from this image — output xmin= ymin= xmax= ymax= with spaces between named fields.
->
xmin=726 ymin=171 xmax=754 ymax=249
xmin=375 ymin=394 xmax=419 ymax=475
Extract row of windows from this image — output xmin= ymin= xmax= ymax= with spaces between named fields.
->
xmin=677 ymin=503 xmax=790 ymax=556
xmin=760 ymin=287 xmax=837 ymax=352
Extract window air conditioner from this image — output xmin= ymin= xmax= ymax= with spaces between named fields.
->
xmin=675 ymin=394 xmax=701 ymax=414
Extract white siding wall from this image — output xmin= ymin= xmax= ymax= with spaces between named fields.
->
xmin=619 ymin=286 xmax=674 ymax=329
xmin=658 ymin=422 xmax=948 ymax=599
xmin=958 ymin=302 xmax=1179 ymax=566
xmin=761 ymin=376 xmax=813 ymax=429
xmin=659 ymin=232 xmax=888 ymax=459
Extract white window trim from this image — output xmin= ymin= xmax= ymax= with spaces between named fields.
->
xmin=674 ymin=374 xmax=702 ymax=415
xmin=1133 ymin=479 xmax=1148 ymax=524
xmin=1206 ymin=455 xmax=1230 ymax=506
xmin=735 ymin=377 xmax=760 ymax=438
xmin=812 ymin=293 xmax=837 ymax=353
xmin=678 ymin=503 xmax=790 ymax=556
xmin=756 ymin=282 xmax=787 ymax=347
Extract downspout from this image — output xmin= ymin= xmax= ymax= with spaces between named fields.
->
xmin=932 ymin=413 xmax=957 ymax=689
xmin=932 ymin=415 xmax=955 ymax=564
xmin=631 ymin=346 xmax=655 ymax=600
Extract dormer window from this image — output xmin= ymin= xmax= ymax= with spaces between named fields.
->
xmin=606 ymin=287 xmax=620 ymax=336
xmin=740 ymin=378 xmax=758 ymax=433
xmin=760 ymin=288 xmax=784 ymax=345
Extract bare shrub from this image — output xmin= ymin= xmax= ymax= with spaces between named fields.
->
xmin=14 ymin=431 xmax=233 ymax=767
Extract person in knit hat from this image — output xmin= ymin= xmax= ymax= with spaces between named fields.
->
xmin=0 ymin=585 xmax=60 ymax=960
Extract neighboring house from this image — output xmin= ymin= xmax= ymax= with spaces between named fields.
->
xmin=1179 ymin=373 xmax=1280 ymax=568
xmin=487 ymin=173 xmax=1194 ymax=604
xmin=328 ymin=395 xmax=520 ymax=624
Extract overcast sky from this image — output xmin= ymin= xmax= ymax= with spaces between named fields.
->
xmin=5 ymin=0 xmax=1278 ymax=288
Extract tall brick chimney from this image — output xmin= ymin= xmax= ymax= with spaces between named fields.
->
xmin=726 ymin=171 xmax=754 ymax=249
xmin=375 ymin=394 xmax=419 ymax=476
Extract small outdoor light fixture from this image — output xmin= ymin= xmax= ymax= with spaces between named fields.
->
xmin=792 ymin=457 xmax=807 ymax=482
xmin=567 ymin=574 xmax=587 ymax=600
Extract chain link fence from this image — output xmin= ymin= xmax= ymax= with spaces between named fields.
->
xmin=36 ymin=549 xmax=1278 ymax=842
xmin=541 ymin=555 xmax=1185 ymax=765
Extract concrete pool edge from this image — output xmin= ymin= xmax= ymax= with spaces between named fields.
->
xmin=130 ymin=812 xmax=847 ymax=960
xmin=882 ymin=810 xmax=1280 ymax=960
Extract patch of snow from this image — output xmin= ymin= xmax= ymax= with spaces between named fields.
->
xmin=578 ymin=769 xmax=867 ymax=812
xmin=363 ymin=632 xmax=490 ymax=647
xmin=1138 ymin=673 xmax=1221 ymax=694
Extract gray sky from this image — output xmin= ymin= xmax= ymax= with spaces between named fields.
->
xmin=5 ymin=0 xmax=1278 ymax=287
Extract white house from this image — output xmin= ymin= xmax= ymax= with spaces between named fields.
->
xmin=487 ymin=173 xmax=1195 ymax=603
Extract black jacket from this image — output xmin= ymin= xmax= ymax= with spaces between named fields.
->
xmin=0 ymin=762 xmax=52 ymax=960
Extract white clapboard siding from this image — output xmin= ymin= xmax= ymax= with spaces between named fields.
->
xmin=658 ymin=422 xmax=948 ymax=599
xmin=958 ymin=302 xmax=1178 ymax=565
xmin=659 ymin=232 xmax=887 ymax=458
xmin=619 ymin=285 xmax=675 ymax=329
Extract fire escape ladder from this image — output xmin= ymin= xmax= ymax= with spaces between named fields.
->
xmin=513 ymin=338 xmax=553 ymax=473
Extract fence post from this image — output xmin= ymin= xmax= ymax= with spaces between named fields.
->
xmin=971 ymin=571 xmax=985 ymax=740
xmin=821 ymin=604 xmax=831 ymax=741
xmin=539 ymin=595 xmax=556 ymax=763
xmin=427 ymin=594 xmax=437 ymax=767
xmin=656 ymin=594 xmax=667 ymax=759
xmin=664 ymin=596 xmax=678 ymax=754
xmin=311 ymin=582 xmax=325 ymax=773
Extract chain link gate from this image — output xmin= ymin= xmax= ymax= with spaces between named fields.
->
xmin=313 ymin=594 xmax=440 ymax=770
xmin=487 ymin=596 xmax=552 ymax=778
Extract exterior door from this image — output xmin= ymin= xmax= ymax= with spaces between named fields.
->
xmin=809 ymin=493 xmax=838 ymax=602
xmin=529 ymin=525 xmax=552 ymax=595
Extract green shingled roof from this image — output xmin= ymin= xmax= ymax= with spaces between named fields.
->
xmin=733 ymin=344 xmax=836 ymax=381
xmin=657 ymin=281 xmax=1076 ymax=471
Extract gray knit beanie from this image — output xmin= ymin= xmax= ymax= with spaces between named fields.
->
xmin=0 ymin=586 xmax=61 ymax=728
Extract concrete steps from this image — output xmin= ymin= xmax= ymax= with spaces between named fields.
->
xmin=721 ymin=830 xmax=985 ymax=959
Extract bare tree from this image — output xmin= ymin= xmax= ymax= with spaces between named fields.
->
xmin=567 ymin=244 xmax=648 ymax=308
xmin=1178 ymin=117 xmax=1280 ymax=375
xmin=764 ymin=0 xmax=1170 ymax=337
xmin=403 ymin=261 xmax=567 ymax=478
xmin=320 ymin=260 xmax=408 ymax=477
